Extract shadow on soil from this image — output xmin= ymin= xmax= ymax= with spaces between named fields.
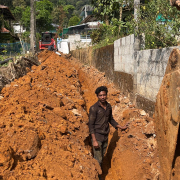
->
xmin=102 ymin=130 xmax=120 ymax=180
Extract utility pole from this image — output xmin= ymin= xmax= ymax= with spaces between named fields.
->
xmin=30 ymin=0 xmax=35 ymax=54
xmin=134 ymin=0 xmax=141 ymax=51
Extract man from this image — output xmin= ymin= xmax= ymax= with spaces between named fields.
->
xmin=89 ymin=86 xmax=128 ymax=169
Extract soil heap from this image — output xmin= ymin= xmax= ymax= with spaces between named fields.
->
xmin=0 ymin=50 xmax=160 ymax=180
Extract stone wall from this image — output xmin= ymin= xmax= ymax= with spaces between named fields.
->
xmin=71 ymin=35 xmax=180 ymax=116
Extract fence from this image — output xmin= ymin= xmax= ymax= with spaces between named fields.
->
xmin=0 ymin=41 xmax=30 ymax=56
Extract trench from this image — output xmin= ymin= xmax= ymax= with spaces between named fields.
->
xmin=77 ymin=66 xmax=125 ymax=180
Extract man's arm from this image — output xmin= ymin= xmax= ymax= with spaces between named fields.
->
xmin=89 ymin=106 xmax=99 ymax=149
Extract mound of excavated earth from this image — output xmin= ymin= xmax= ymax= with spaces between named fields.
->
xmin=0 ymin=50 xmax=160 ymax=180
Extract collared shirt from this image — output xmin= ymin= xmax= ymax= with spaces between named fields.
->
xmin=89 ymin=101 xmax=118 ymax=142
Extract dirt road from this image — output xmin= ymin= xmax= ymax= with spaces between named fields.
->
xmin=0 ymin=50 xmax=160 ymax=180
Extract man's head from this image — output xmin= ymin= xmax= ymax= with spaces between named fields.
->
xmin=95 ymin=86 xmax=108 ymax=103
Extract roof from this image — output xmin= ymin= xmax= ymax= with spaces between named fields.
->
xmin=80 ymin=15 xmax=98 ymax=24
xmin=0 ymin=5 xmax=15 ymax=20
xmin=68 ymin=23 xmax=87 ymax=29
xmin=0 ymin=27 xmax=9 ymax=33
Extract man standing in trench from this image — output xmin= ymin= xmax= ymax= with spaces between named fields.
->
xmin=89 ymin=86 xmax=128 ymax=175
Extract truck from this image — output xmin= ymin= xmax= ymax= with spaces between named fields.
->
xmin=39 ymin=32 xmax=56 ymax=51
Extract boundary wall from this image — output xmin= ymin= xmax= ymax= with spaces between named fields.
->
xmin=71 ymin=35 xmax=180 ymax=116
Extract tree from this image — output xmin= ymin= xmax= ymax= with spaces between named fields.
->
xmin=52 ymin=5 xmax=67 ymax=26
xmin=21 ymin=6 xmax=31 ymax=30
xmin=35 ymin=0 xmax=53 ymax=32
xmin=132 ymin=0 xmax=180 ymax=49
xmin=12 ymin=0 xmax=26 ymax=24
xmin=91 ymin=0 xmax=133 ymax=25
xmin=68 ymin=15 xmax=80 ymax=26
xmin=30 ymin=0 xmax=35 ymax=54
xmin=63 ymin=5 xmax=75 ymax=20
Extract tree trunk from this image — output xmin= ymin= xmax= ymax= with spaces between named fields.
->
xmin=30 ymin=0 xmax=35 ymax=54
xmin=118 ymin=6 xmax=123 ymax=36
xmin=134 ymin=0 xmax=141 ymax=51
xmin=105 ymin=15 xmax=109 ymax=25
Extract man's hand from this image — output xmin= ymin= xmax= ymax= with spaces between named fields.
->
xmin=91 ymin=133 xmax=99 ymax=149
xmin=116 ymin=122 xmax=130 ymax=130
xmin=93 ymin=140 xmax=99 ymax=149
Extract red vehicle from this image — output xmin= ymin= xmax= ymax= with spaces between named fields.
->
xmin=39 ymin=32 xmax=56 ymax=51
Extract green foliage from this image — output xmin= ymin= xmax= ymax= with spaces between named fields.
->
xmin=68 ymin=15 xmax=80 ymax=26
xmin=0 ymin=45 xmax=8 ymax=64
xmin=21 ymin=6 xmax=30 ymax=30
xmin=21 ymin=0 xmax=53 ymax=32
xmin=91 ymin=18 xmax=127 ymax=48
xmin=13 ymin=6 xmax=25 ymax=23
xmin=133 ymin=0 xmax=180 ymax=49
xmin=36 ymin=0 xmax=54 ymax=32
xmin=91 ymin=0 xmax=133 ymax=23
xmin=63 ymin=5 xmax=75 ymax=19
xmin=91 ymin=0 xmax=180 ymax=49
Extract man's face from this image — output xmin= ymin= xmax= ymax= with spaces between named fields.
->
xmin=97 ymin=91 xmax=107 ymax=103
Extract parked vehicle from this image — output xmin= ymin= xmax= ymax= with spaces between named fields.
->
xmin=39 ymin=32 xmax=56 ymax=51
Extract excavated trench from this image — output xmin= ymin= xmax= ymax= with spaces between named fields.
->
xmin=0 ymin=50 xmax=160 ymax=180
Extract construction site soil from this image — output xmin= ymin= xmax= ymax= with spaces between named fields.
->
xmin=0 ymin=50 xmax=160 ymax=180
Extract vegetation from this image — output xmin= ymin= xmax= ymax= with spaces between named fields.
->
xmin=134 ymin=0 xmax=180 ymax=49
xmin=91 ymin=0 xmax=180 ymax=49
xmin=68 ymin=15 xmax=80 ymax=26
xmin=1 ymin=0 xmax=180 ymax=50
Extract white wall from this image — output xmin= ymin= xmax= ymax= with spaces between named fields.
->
xmin=114 ymin=35 xmax=180 ymax=101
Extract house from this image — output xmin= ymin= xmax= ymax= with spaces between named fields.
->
xmin=0 ymin=5 xmax=17 ymax=43
xmin=13 ymin=23 xmax=26 ymax=34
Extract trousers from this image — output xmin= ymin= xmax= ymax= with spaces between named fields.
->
xmin=92 ymin=139 xmax=108 ymax=167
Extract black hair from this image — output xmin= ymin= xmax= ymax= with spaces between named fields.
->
xmin=95 ymin=86 xmax=108 ymax=95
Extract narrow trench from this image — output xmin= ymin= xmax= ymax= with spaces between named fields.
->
xmin=171 ymin=126 xmax=180 ymax=179
xmin=102 ymin=131 xmax=120 ymax=179
xmin=78 ymin=69 xmax=119 ymax=179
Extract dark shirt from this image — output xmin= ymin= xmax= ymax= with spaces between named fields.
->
xmin=89 ymin=101 xmax=118 ymax=142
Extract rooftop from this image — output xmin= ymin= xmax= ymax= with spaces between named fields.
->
xmin=0 ymin=5 xmax=15 ymax=20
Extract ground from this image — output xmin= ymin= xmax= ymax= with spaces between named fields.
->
xmin=0 ymin=50 xmax=160 ymax=180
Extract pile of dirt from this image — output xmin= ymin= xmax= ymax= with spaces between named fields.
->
xmin=0 ymin=50 xmax=160 ymax=180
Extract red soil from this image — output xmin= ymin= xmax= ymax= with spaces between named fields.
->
xmin=0 ymin=50 xmax=159 ymax=180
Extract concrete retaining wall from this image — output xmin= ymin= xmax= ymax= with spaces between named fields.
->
xmin=72 ymin=35 xmax=180 ymax=116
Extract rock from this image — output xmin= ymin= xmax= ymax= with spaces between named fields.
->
xmin=53 ymin=107 xmax=67 ymax=119
xmin=140 ymin=110 xmax=146 ymax=116
xmin=72 ymin=109 xmax=82 ymax=116
xmin=123 ymin=98 xmax=129 ymax=104
xmin=11 ymin=129 xmax=41 ymax=161
xmin=144 ymin=121 xmax=155 ymax=135
xmin=59 ymin=124 xmax=68 ymax=134
xmin=0 ymin=144 xmax=14 ymax=173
